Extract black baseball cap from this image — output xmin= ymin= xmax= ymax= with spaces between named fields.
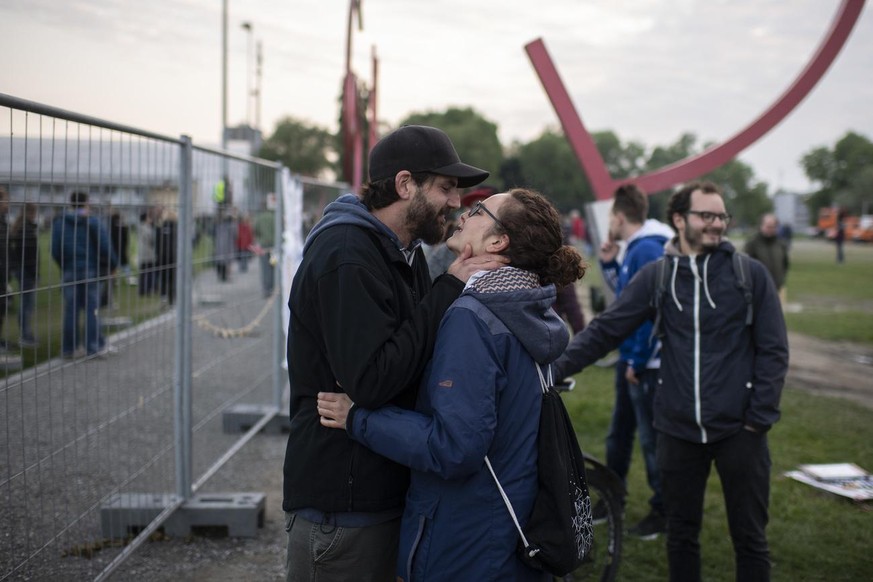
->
xmin=368 ymin=125 xmax=489 ymax=188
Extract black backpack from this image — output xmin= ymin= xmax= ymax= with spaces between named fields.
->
xmin=486 ymin=363 xmax=593 ymax=577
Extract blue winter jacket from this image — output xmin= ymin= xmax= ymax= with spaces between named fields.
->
xmin=347 ymin=268 xmax=566 ymax=581
xmin=599 ymin=219 xmax=672 ymax=372
xmin=50 ymin=211 xmax=118 ymax=276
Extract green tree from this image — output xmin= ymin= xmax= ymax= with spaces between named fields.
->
xmin=644 ymin=133 xmax=698 ymax=219
xmin=801 ymin=131 xmax=873 ymax=217
xmin=508 ymin=129 xmax=648 ymax=211
xmin=514 ymin=128 xmax=593 ymax=210
xmin=595 ymin=130 xmax=646 ymax=179
xmin=400 ymin=107 xmax=504 ymax=185
xmin=259 ymin=116 xmax=336 ymax=177
xmin=645 ymin=133 xmax=697 ymax=173
xmin=638 ymin=133 xmax=770 ymax=227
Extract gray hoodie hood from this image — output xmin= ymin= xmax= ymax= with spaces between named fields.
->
xmin=465 ymin=268 xmax=569 ymax=364
xmin=303 ymin=193 xmax=412 ymax=255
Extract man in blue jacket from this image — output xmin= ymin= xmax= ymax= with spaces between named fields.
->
xmin=283 ymin=125 xmax=506 ymax=581
xmin=554 ymin=181 xmax=788 ymax=582
xmin=51 ymin=191 xmax=118 ymax=358
xmin=595 ymin=184 xmax=673 ymax=539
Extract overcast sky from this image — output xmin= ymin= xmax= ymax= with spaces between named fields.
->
xmin=2 ymin=0 xmax=871 ymax=193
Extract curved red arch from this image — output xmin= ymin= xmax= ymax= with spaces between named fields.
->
xmin=525 ymin=0 xmax=865 ymax=200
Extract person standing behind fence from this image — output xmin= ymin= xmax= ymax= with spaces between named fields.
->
xmin=236 ymin=213 xmax=254 ymax=273
xmin=252 ymin=204 xmax=275 ymax=298
xmin=10 ymin=203 xmax=40 ymax=348
xmin=745 ymin=213 xmax=789 ymax=304
xmin=553 ymin=181 xmax=788 ymax=582
xmin=137 ymin=209 xmax=157 ymax=295
xmin=110 ymin=211 xmax=132 ymax=284
xmin=283 ymin=125 xmax=504 ymax=582
xmin=155 ymin=208 xmax=177 ymax=305
xmin=213 ymin=210 xmax=236 ymax=283
xmin=101 ymin=211 xmax=129 ymax=309
xmin=51 ymin=192 xmax=118 ymax=358
xmin=0 ymin=189 xmax=18 ymax=358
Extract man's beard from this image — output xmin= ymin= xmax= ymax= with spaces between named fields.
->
xmin=684 ymin=221 xmax=722 ymax=252
xmin=405 ymin=188 xmax=449 ymax=245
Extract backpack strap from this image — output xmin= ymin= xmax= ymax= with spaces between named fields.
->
xmin=650 ymin=257 xmax=670 ymax=341
xmin=732 ymin=252 xmax=754 ymax=326
xmin=485 ymin=456 xmax=532 ymax=551
xmin=485 ymin=362 xmax=551 ymax=558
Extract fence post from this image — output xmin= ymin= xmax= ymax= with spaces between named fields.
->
xmin=273 ymin=166 xmax=285 ymax=411
xmin=175 ymin=135 xmax=194 ymax=500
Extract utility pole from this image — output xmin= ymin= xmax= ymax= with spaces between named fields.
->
xmin=241 ymin=21 xmax=253 ymax=127
xmin=255 ymin=41 xmax=263 ymax=130
xmin=221 ymin=0 xmax=228 ymax=151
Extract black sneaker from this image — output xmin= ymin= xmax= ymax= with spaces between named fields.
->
xmin=628 ymin=510 xmax=666 ymax=540
xmin=591 ymin=499 xmax=609 ymax=525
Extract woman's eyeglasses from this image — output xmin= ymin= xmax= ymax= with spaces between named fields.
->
xmin=468 ymin=201 xmax=506 ymax=230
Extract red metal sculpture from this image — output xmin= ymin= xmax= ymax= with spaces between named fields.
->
xmin=525 ymin=0 xmax=865 ymax=200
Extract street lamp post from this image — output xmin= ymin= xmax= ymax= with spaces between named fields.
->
xmin=255 ymin=40 xmax=263 ymax=130
xmin=221 ymin=0 xmax=228 ymax=152
xmin=241 ymin=21 xmax=253 ymax=128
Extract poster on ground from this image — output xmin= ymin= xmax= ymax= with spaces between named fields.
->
xmin=785 ymin=463 xmax=873 ymax=501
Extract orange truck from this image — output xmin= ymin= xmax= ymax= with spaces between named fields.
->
xmin=817 ymin=208 xmax=873 ymax=242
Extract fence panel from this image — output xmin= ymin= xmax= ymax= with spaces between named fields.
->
xmin=0 ymin=94 xmax=305 ymax=580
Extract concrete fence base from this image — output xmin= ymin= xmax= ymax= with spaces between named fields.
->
xmin=100 ymin=492 xmax=266 ymax=539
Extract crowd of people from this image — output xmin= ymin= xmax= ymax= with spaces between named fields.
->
xmin=0 ymin=187 xmax=277 ymax=362
xmin=285 ymin=125 xmax=790 ymax=582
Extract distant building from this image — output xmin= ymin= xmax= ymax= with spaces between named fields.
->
xmin=225 ymin=124 xmax=263 ymax=156
xmin=0 ymin=130 xmax=268 ymax=216
xmin=773 ymin=190 xmax=810 ymax=230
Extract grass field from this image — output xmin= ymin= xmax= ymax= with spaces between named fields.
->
xmin=564 ymin=238 xmax=873 ymax=581
xmin=780 ymin=239 xmax=873 ymax=344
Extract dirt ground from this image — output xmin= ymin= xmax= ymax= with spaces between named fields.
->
xmin=785 ymin=331 xmax=873 ymax=410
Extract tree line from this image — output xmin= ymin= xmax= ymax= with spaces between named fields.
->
xmin=258 ymin=107 xmax=872 ymax=227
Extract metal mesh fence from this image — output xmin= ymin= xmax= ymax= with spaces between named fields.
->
xmin=0 ymin=93 xmax=346 ymax=580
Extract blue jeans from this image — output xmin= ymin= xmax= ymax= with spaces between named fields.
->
xmin=61 ymin=270 xmax=104 ymax=355
xmin=658 ymin=430 xmax=771 ymax=582
xmin=605 ymin=361 xmax=662 ymax=512
xmin=15 ymin=269 xmax=37 ymax=341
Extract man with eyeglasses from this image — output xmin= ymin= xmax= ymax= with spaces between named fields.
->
xmin=282 ymin=125 xmax=507 ymax=581
xmin=554 ymin=181 xmax=788 ymax=582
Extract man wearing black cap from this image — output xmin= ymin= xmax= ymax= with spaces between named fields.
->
xmin=283 ymin=125 xmax=506 ymax=581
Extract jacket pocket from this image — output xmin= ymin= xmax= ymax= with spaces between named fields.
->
xmin=400 ymin=496 xmax=439 ymax=582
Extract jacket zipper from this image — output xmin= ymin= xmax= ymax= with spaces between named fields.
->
xmin=688 ymin=257 xmax=708 ymax=443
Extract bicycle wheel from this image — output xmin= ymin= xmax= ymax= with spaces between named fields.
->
xmin=565 ymin=460 xmax=623 ymax=582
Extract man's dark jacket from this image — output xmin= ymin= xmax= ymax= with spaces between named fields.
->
xmin=283 ymin=194 xmax=464 ymax=514
xmin=745 ymin=233 xmax=789 ymax=289
xmin=554 ymin=240 xmax=788 ymax=444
